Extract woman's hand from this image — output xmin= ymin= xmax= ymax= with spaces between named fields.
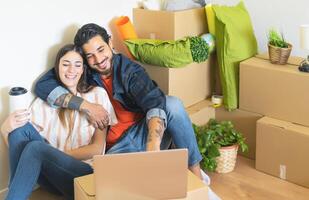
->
xmin=1 ymin=109 xmax=30 ymax=135
xmin=63 ymin=128 xmax=106 ymax=160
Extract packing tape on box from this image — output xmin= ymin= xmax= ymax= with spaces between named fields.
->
xmin=279 ymin=164 xmax=286 ymax=180
xmin=211 ymin=95 xmax=223 ymax=107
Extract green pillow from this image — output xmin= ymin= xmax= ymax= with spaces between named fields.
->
xmin=213 ymin=1 xmax=258 ymax=110
xmin=125 ymin=38 xmax=193 ymax=68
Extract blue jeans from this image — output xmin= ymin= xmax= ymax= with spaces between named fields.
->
xmin=107 ymin=96 xmax=202 ymax=167
xmin=6 ymin=123 xmax=93 ymax=200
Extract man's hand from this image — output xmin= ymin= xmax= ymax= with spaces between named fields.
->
xmin=80 ymin=100 xmax=110 ymax=130
xmin=54 ymin=94 xmax=110 ymax=130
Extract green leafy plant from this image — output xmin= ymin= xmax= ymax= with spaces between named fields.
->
xmin=193 ymin=119 xmax=248 ymax=172
xmin=268 ymin=28 xmax=289 ymax=48
xmin=189 ymin=36 xmax=209 ymax=63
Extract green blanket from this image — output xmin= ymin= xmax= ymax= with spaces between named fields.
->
xmin=125 ymin=38 xmax=193 ymax=68
xmin=213 ymin=1 xmax=258 ymax=110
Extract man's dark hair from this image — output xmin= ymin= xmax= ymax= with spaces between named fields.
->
xmin=74 ymin=23 xmax=111 ymax=47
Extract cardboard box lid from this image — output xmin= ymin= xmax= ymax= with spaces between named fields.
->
xmin=186 ymin=99 xmax=215 ymax=126
xmin=76 ymin=174 xmax=95 ymax=197
xmin=186 ymin=99 xmax=213 ymax=115
xmin=75 ymin=171 xmax=207 ymax=198
xmin=255 ymin=53 xmax=304 ymax=66
xmin=258 ymin=117 xmax=309 ymax=136
xmin=241 ymin=57 xmax=309 ymax=76
xmin=133 ymin=7 xmax=207 ymax=40
xmin=134 ymin=7 xmax=206 ymax=15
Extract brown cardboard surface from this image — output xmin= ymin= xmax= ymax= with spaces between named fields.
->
xmin=133 ymin=7 xmax=214 ymax=108
xmin=256 ymin=117 xmax=309 ymax=188
xmin=215 ymin=107 xmax=263 ymax=160
xmin=255 ymin=53 xmax=304 ymax=66
xmin=74 ymin=174 xmax=95 ymax=200
xmin=133 ymin=8 xmax=207 ymax=40
xmin=74 ymin=171 xmax=208 ymax=200
xmin=239 ymin=56 xmax=309 ymax=127
xmin=93 ymin=150 xmax=188 ymax=200
xmin=186 ymin=99 xmax=214 ymax=126
xmin=142 ymin=56 xmax=214 ymax=108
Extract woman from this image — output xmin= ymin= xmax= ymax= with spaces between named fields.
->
xmin=1 ymin=44 xmax=117 ymax=200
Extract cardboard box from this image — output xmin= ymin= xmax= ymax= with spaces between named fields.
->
xmin=133 ymin=8 xmax=208 ymax=40
xmin=186 ymin=99 xmax=214 ymax=126
xmin=74 ymin=171 xmax=208 ymax=200
xmin=215 ymin=107 xmax=263 ymax=160
xmin=142 ymin=56 xmax=214 ymax=107
xmin=133 ymin=7 xmax=214 ymax=108
xmin=256 ymin=117 xmax=309 ymax=188
xmin=239 ymin=56 xmax=309 ymax=127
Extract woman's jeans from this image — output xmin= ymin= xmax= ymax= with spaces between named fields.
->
xmin=5 ymin=96 xmax=202 ymax=200
xmin=6 ymin=123 xmax=93 ymax=200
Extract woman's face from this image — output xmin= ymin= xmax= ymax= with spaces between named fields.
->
xmin=59 ymin=51 xmax=84 ymax=94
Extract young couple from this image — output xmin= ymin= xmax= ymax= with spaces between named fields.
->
xmin=1 ymin=23 xmax=205 ymax=200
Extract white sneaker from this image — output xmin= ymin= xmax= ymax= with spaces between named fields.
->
xmin=200 ymin=170 xmax=221 ymax=200
xmin=200 ymin=169 xmax=211 ymax=185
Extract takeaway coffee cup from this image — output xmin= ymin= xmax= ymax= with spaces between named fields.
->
xmin=9 ymin=87 xmax=31 ymax=113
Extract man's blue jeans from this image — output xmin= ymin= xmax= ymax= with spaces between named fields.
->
xmin=6 ymin=123 xmax=93 ymax=200
xmin=107 ymin=96 xmax=202 ymax=167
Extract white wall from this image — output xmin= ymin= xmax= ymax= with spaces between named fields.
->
xmin=0 ymin=0 xmax=308 ymax=196
xmin=208 ymin=0 xmax=309 ymax=57
xmin=0 ymin=0 xmax=138 ymax=194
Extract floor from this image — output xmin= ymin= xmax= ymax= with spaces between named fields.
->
xmin=30 ymin=188 xmax=63 ymax=200
xmin=208 ymin=156 xmax=309 ymax=200
xmin=30 ymin=156 xmax=309 ymax=200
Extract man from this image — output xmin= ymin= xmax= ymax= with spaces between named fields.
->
xmin=35 ymin=23 xmax=203 ymax=179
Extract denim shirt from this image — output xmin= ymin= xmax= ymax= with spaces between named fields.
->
xmin=34 ymin=54 xmax=167 ymax=125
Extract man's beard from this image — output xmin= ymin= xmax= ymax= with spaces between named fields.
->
xmin=95 ymin=67 xmax=112 ymax=77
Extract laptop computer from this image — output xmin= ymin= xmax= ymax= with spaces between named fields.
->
xmin=93 ymin=149 xmax=188 ymax=200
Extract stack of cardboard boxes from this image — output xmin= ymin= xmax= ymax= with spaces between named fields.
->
xmin=133 ymin=8 xmax=215 ymax=125
xmin=239 ymin=54 xmax=309 ymax=188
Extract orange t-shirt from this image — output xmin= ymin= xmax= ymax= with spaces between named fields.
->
xmin=101 ymin=76 xmax=143 ymax=148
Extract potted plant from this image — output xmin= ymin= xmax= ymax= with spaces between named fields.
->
xmin=267 ymin=28 xmax=292 ymax=65
xmin=193 ymin=119 xmax=248 ymax=173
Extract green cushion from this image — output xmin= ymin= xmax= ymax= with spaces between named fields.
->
xmin=213 ymin=1 xmax=257 ymax=110
xmin=124 ymin=38 xmax=193 ymax=68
